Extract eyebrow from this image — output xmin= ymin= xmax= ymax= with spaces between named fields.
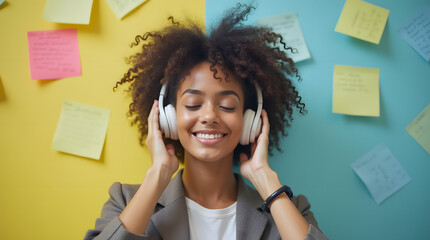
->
xmin=181 ymin=89 xmax=240 ymax=99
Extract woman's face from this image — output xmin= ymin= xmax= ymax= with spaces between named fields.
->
xmin=176 ymin=62 xmax=244 ymax=163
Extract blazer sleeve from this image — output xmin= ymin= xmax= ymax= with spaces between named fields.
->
xmin=83 ymin=182 xmax=150 ymax=240
xmin=293 ymin=195 xmax=330 ymax=240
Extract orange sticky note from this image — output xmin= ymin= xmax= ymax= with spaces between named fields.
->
xmin=27 ymin=29 xmax=81 ymax=80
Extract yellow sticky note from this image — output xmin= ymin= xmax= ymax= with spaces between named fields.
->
xmin=335 ymin=0 xmax=389 ymax=44
xmin=52 ymin=100 xmax=110 ymax=160
xmin=42 ymin=0 xmax=94 ymax=24
xmin=333 ymin=65 xmax=380 ymax=117
xmin=406 ymin=103 xmax=430 ymax=155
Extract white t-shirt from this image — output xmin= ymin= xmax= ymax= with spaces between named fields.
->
xmin=185 ymin=197 xmax=237 ymax=240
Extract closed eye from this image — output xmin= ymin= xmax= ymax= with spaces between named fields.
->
xmin=220 ymin=106 xmax=236 ymax=111
xmin=185 ymin=105 xmax=201 ymax=109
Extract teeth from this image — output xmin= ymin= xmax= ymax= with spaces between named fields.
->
xmin=196 ymin=133 xmax=223 ymax=139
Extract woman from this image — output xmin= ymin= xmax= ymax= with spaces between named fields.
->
xmin=85 ymin=4 xmax=328 ymax=240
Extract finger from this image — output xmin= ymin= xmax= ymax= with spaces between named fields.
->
xmin=255 ymin=109 xmax=270 ymax=147
xmin=166 ymin=144 xmax=176 ymax=156
xmin=250 ymin=141 xmax=257 ymax=154
xmin=152 ymin=100 xmax=160 ymax=130
xmin=239 ymin=153 xmax=249 ymax=164
xmin=260 ymin=109 xmax=270 ymax=136
xmin=148 ymin=100 xmax=161 ymax=136
xmin=147 ymin=100 xmax=156 ymax=127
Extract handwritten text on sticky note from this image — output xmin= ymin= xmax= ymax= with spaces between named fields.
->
xmin=27 ymin=29 xmax=81 ymax=80
xmin=406 ymin=103 xmax=430 ymax=155
xmin=42 ymin=0 xmax=94 ymax=24
xmin=257 ymin=12 xmax=311 ymax=62
xmin=105 ymin=0 xmax=148 ymax=19
xmin=52 ymin=100 xmax=110 ymax=160
xmin=335 ymin=0 xmax=389 ymax=44
xmin=398 ymin=4 xmax=430 ymax=62
xmin=333 ymin=65 xmax=380 ymax=117
xmin=351 ymin=144 xmax=411 ymax=204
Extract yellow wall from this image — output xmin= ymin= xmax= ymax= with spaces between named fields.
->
xmin=0 ymin=0 xmax=204 ymax=239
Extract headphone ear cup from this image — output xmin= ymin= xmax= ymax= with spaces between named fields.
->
xmin=240 ymin=109 xmax=255 ymax=145
xmin=158 ymin=103 xmax=170 ymax=139
xmin=165 ymin=104 xmax=178 ymax=140
xmin=250 ymin=117 xmax=262 ymax=143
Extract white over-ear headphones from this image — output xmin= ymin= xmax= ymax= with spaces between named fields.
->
xmin=240 ymin=82 xmax=262 ymax=145
xmin=158 ymin=84 xmax=179 ymax=140
xmin=158 ymin=82 xmax=263 ymax=145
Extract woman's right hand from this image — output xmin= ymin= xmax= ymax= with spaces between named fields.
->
xmin=145 ymin=100 xmax=179 ymax=178
xmin=119 ymin=100 xmax=179 ymax=234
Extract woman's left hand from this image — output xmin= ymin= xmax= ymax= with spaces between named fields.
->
xmin=240 ymin=110 xmax=311 ymax=240
xmin=239 ymin=109 xmax=275 ymax=191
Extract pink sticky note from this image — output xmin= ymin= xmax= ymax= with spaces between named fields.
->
xmin=27 ymin=29 xmax=81 ymax=80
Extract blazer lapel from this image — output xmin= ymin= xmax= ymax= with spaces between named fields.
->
xmin=151 ymin=170 xmax=190 ymax=240
xmin=149 ymin=171 xmax=269 ymax=240
xmin=236 ymin=176 xmax=268 ymax=240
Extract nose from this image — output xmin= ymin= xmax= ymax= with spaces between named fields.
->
xmin=199 ymin=103 xmax=219 ymax=124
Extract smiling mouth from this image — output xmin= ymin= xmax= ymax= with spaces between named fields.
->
xmin=193 ymin=133 xmax=227 ymax=139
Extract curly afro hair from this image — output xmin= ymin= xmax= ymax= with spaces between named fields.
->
xmin=114 ymin=4 xmax=306 ymax=163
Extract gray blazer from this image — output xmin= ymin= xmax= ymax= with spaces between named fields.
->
xmin=84 ymin=170 xmax=328 ymax=240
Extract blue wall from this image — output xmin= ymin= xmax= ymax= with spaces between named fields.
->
xmin=206 ymin=0 xmax=430 ymax=239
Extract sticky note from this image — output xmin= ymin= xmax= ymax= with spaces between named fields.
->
xmin=0 ymin=0 xmax=5 ymax=6
xmin=406 ymin=103 xmax=430 ymax=154
xmin=257 ymin=12 xmax=311 ymax=63
xmin=335 ymin=0 xmax=389 ymax=44
xmin=398 ymin=4 xmax=430 ymax=62
xmin=52 ymin=100 xmax=110 ymax=160
xmin=105 ymin=0 xmax=148 ymax=19
xmin=42 ymin=0 xmax=94 ymax=24
xmin=27 ymin=29 xmax=81 ymax=80
xmin=351 ymin=144 xmax=411 ymax=204
xmin=333 ymin=65 xmax=380 ymax=117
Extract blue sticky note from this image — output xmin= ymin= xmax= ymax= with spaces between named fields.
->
xmin=398 ymin=4 xmax=430 ymax=62
xmin=351 ymin=144 xmax=411 ymax=204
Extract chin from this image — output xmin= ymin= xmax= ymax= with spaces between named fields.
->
xmin=186 ymin=149 xmax=235 ymax=163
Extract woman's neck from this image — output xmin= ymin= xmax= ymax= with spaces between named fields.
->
xmin=182 ymin=153 xmax=237 ymax=209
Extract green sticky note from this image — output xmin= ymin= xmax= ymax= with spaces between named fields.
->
xmin=406 ymin=103 xmax=430 ymax=155
xmin=52 ymin=100 xmax=110 ymax=160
